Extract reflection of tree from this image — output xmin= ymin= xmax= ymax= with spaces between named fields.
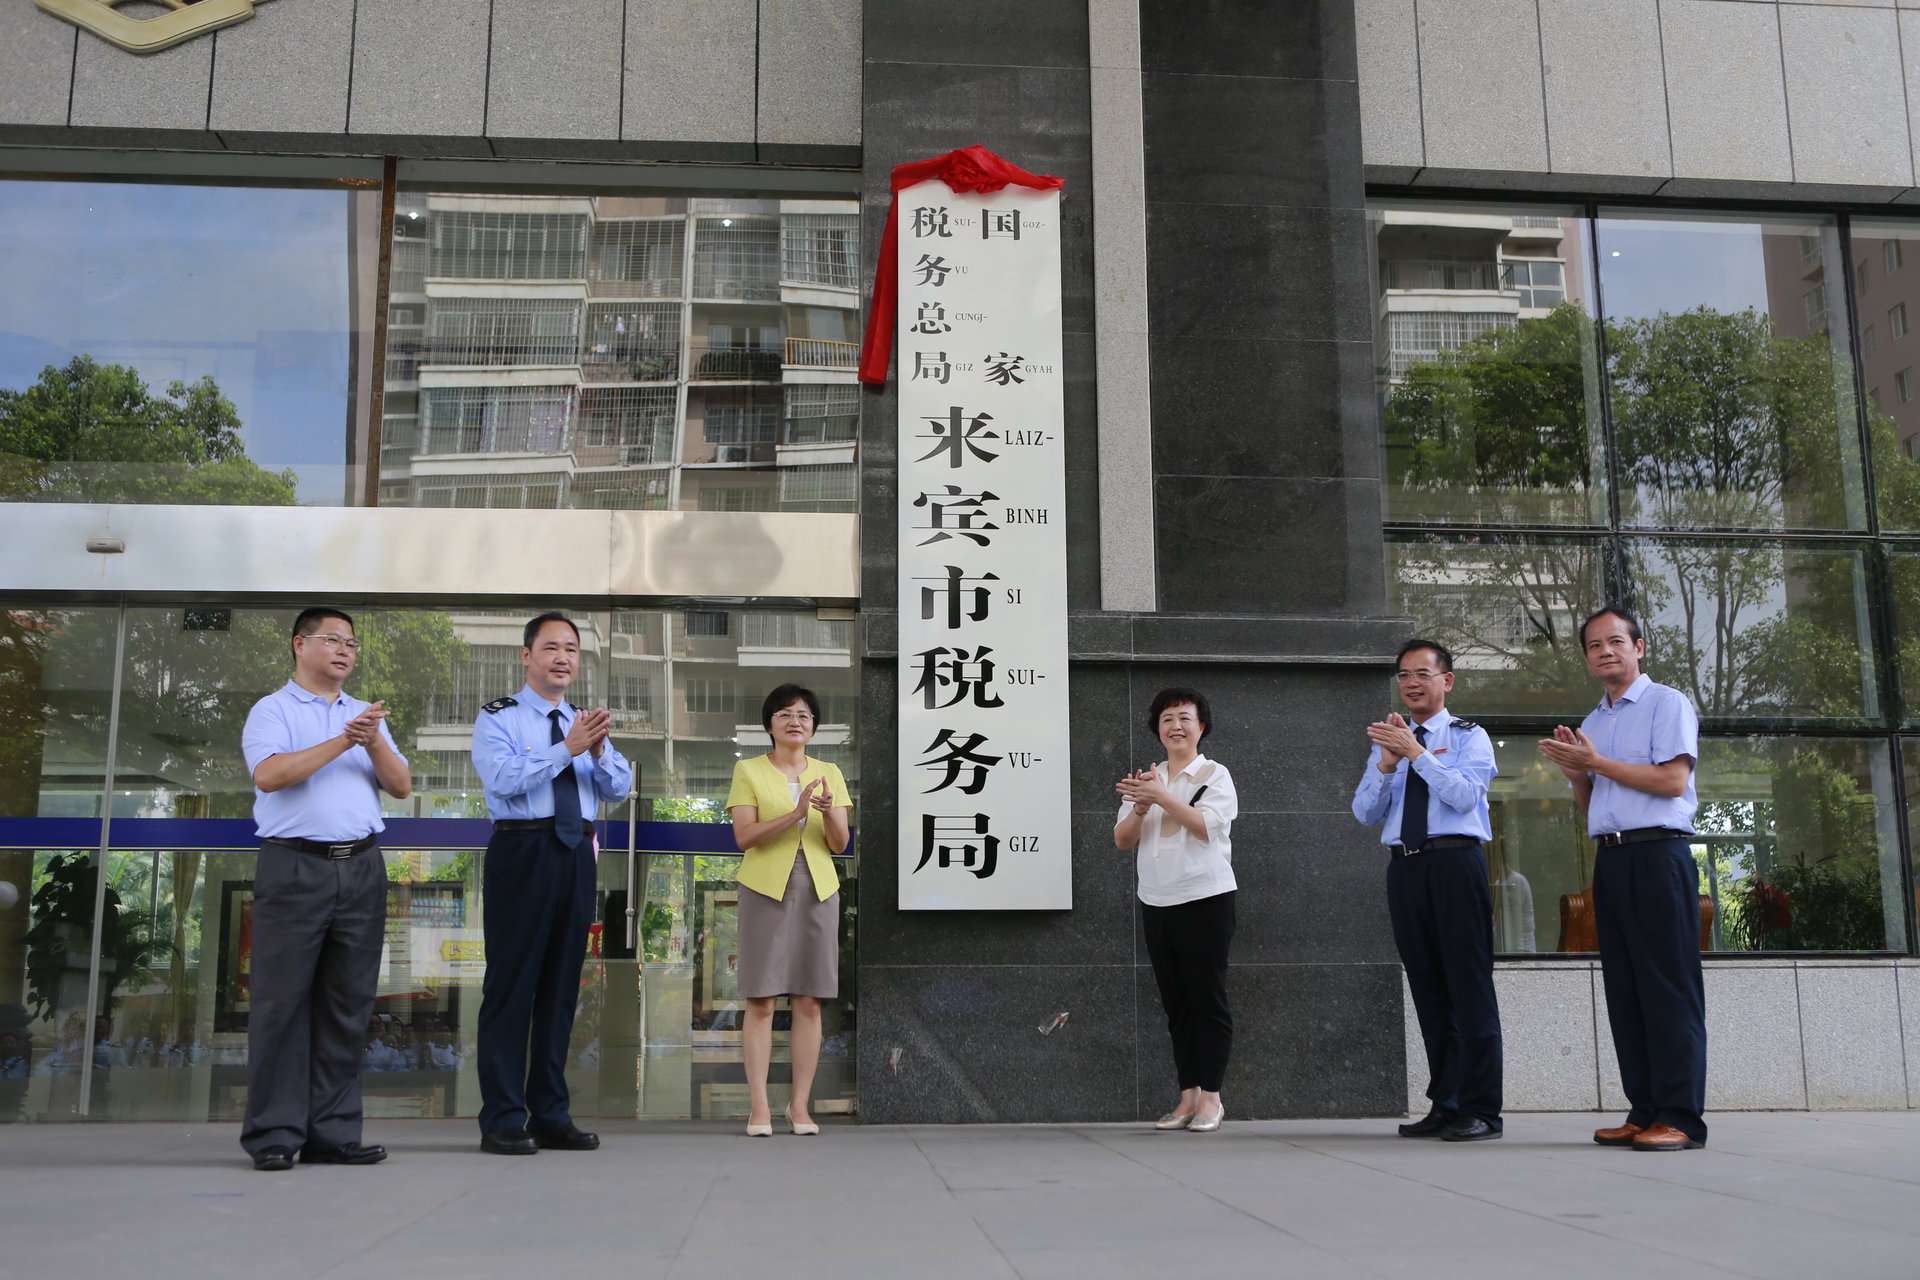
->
xmin=1388 ymin=305 xmax=1899 ymax=719
xmin=0 ymin=357 xmax=298 ymax=506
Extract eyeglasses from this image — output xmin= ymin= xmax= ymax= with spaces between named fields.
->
xmin=301 ymin=633 xmax=362 ymax=652
xmin=1393 ymin=669 xmax=1443 ymax=683
xmin=771 ymin=710 xmax=815 ymax=723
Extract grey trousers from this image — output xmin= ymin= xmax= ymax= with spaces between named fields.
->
xmin=240 ymin=840 xmax=388 ymax=1155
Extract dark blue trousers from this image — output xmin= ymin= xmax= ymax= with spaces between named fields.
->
xmin=1387 ymin=844 xmax=1503 ymax=1127
xmin=476 ymin=827 xmax=596 ymax=1134
xmin=1593 ymin=837 xmax=1707 ymax=1144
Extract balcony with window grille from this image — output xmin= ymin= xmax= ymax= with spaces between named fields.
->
xmin=1381 ymin=259 xmax=1504 ymax=291
xmin=688 ymin=341 xmax=783 ymax=381
xmin=783 ymin=337 xmax=859 ymax=370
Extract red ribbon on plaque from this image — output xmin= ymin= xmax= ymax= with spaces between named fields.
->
xmin=858 ymin=145 xmax=1066 ymax=386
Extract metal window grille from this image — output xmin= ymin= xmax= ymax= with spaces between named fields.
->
xmin=1382 ymin=258 xmax=1501 ymax=291
xmin=431 ymin=210 xmax=589 ymax=280
xmin=421 ymin=386 xmax=576 ymax=454
xmin=784 ymin=384 xmax=859 ymax=443
xmin=391 ymin=240 xmax=428 ymax=295
xmin=425 ymin=298 xmax=581 ymax=366
xmin=573 ymin=473 xmax=671 ymax=510
xmin=1803 ymin=284 xmax=1829 ymax=335
xmin=590 ymin=219 xmax=685 ymax=296
xmin=692 ymin=218 xmax=781 ymax=300
xmin=685 ymin=677 xmax=737 ymax=715
xmin=740 ymin=614 xmax=852 ymax=650
xmin=583 ymin=302 xmax=681 ymax=379
xmin=782 ymin=214 xmax=860 ymax=288
xmin=696 ymin=484 xmax=778 ymax=511
xmin=702 ymin=390 xmax=781 ymax=444
xmin=578 ymin=386 xmax=677 ymax=461
xmin=415 ymin=476 xmax=567 ymax=509
xmin=684 ymin=610 xmax=730 ymax=637
xmin=1385 ymin=312 xmax=1515 ymax=380
xmin=778 ymin=463 xmax=857 ymax=509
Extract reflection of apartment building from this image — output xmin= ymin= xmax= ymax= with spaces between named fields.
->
xmin=1373 ymin=208 xmax=1582 ymax=384
xmin=378 ymin=196 xmax=859 ymax=513
xmin=1834 ymin=230 xmax=1920 ymax=455
xmin=407 ymin=609 xmax=857 ymax=808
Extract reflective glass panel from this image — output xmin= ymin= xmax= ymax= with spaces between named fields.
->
xmin=1489 ymin=736 xmax=1906 ymax=955
xmin=0 ymin=176 xmax=379 ymax=507
xmin=377 ymin=193 xmax=860 ymax=513
xmin=1371 ymin=203 xmax=1605 ymax=527
xmin=1889 ymin=551 xmax=1920 ymax=727
xmin=1849 ymin=220 xmax=1920 ymax=531
xmin=1621 ymin=539 xmax=1879 ymax=722
xmin=1387 ymin=532 xmax=1607 ymax=715
xmin=0 ymin=607 xmax=116 ymax=1121
xmin=1596 ymin=211 xmax=1866 ymax=531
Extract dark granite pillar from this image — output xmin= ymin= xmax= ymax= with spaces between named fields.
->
xmin=857 ymin=0 xmax=1410 ymax=1123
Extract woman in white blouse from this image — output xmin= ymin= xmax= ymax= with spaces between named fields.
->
xmin=1114 ymin=687 xmax=1239 ymax=1133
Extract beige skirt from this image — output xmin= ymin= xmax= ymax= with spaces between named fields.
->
xmin=737 ymin=851 xmax=840 ymax=999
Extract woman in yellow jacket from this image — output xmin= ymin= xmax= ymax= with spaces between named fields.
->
xmin=726 ymin=683 xmax=850 ymax=1136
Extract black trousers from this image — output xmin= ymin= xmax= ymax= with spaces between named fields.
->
xmin=1142 ymin=891 xmax=1236 ymax=1093
xmin=1593 ymin=837 xmax=1708 ymax=1144
xmin=476 ymin=826 xmax=596 ymax=1134
xmin=241 ymin=840 xmax=387 ymax=1155
xmin=1388 ymin=843 xmax=1503 ymax=1127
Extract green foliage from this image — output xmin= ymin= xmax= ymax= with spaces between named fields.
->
xmin=1724 ymin=854 xmax=1887 ymax=952
xmin=0 ymin=356 xmax=298 ymax=505
xmin=652 ymin=796 xmax=728 ymax=823
xmin=24 ymin=853 xmax=175 ymax=1019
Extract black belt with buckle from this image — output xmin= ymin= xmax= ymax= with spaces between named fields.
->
xmin=494 ymin=818 xmax=556 ymax=832
xmin=1388 ymin=835 xmax=1481 ymax=858
xmin=262 ymin=834 xmax=377 ymax=860
xmin=1595 ymin=827 xmax=1688 ymax=847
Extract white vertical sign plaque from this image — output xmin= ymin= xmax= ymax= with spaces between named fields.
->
xmin=896 ymin=180 xmax=1071 ymax=910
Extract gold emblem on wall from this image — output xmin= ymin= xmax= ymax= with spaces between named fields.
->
xmin=38 ymin=0 xmax=275 ymax=53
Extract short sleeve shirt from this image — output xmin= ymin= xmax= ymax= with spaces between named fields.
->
xmin=1578 ymin=674 xmax=1700 ymax=836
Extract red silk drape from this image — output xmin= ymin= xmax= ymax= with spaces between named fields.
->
xmin=857 ymin=145 xmax=1066 ymax=386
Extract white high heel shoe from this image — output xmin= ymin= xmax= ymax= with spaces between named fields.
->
xmin=745 ymin=1117 xmax=773 ymax=1137
xmin=784 ymin=1104 xmax=820 ymax=1136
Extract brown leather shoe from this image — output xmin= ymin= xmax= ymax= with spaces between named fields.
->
xmin=1593 ymin=1122 xmax=1645 ymax=1147
xmin=1631 ymin=1124 xmax=1704 ymax=1151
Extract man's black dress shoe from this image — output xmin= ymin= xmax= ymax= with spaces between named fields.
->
xmin=1439 ymin=1116 xmax=1502 ymax=1142
xmin=530 ymin=1122 xmax=601 ymax=1151
xmin=480 ymin=1126 xmax=540 ymax=1155
xmin=252 ymin=1146 xmax=296 ymax=1172
xmin=300 ymin=1141 xmax=388 ymax=1165
xmin=1398 ymin=1110 xmax=1451 ymax=1138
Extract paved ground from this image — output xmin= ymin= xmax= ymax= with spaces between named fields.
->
xmin=2 ymin=1112 xmax=1917 ymax=1279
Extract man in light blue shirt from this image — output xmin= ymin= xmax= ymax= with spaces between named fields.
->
xmin=1352 ymin=639 xmax=1502 ymax=1142
xmin=472 ymin=611 xmax=632 ymax=1156
xmin=1539 ymin=606 xmax=1706 ymax=1152
xmin=238 ymin=606 xmax=410 ymax=1172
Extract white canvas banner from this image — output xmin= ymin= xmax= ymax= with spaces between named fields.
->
xmin=895 ymin=180 xmax=1072 ymax=910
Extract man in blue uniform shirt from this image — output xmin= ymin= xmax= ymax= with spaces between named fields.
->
xmin=1540 ymin=606 xmax=1707 ymax=1152
xmin=1352 ymin=639 xmax=1503 ymax=1142
xmin=239 ymin=606 xmax=411 ymax=1172
xmin=472 ymin=611 xmax=632 ymax=1155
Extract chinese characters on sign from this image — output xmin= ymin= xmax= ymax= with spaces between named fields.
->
xmin=897 ymin=181 xmax=1071 ymax=909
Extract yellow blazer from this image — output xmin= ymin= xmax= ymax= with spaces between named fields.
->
xmin=726 ymin=754 xmax=849 ymax=902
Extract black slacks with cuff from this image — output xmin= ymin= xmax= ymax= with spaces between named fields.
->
xmin=1388 ymin=843 xmax=1503 ymax=1128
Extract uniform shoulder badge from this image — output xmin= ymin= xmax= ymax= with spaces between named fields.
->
xmin=1452 ymin=719 xmax=1480 ymax=733
xmin=481 ymin=697 xmax=519 ymax=715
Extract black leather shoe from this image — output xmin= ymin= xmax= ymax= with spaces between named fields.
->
xmin=300 ymin=1141 xmax=387 ymax=1165
xmin=1439 ymin=1116 xmax=1502 ymax=1143
xmin=1398 ymin=1110 xmax=1450 ymax=1137
xmin=252 ymin=1146 xmax=295 ymax=1172
xmin=530 ymin=1122 xmax=600 ymax=1151
xmin=480 ymin=1126 xmax=540 ymax=1155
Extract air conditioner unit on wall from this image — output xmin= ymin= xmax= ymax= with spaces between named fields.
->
xmin=717 ymin=445 xmax=750 ymax=463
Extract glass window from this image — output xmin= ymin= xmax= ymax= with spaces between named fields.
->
xmin=1849 ymin=221 xmax=1920 ymax=529
xmin=1596 ymin=210 xmax=1865 ymax=532
xmin=1387 ymin=533 xmax=1607 ymax=715
xmin=0 ymin=174 xmax=379 ymax=507
xmin=1621 ymin=539 xmax=1880 ymax=723
xmin=1371 ymin=203 xmax=1605 ymax=527
xmin=378 ymin=192 xmax=859 ymax=513
xmin=1496 ymin=736 xmax=1908 ymax=955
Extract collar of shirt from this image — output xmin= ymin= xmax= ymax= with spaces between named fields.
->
xmin=1596 ymin=672 xmax=1652 ymax=712
xmin=1407 ymin=707 xmax=1456 ymax=742
xmin=1165 ymin=753 xmax=1213 ymax=781
xmin=281 ymin=678 xmax=360 ymax=712
xmin=517 ymin=683 xmax=575 ymax=725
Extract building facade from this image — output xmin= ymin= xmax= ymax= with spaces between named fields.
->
xmin=0 ymin=0 xmax=1913 ymax=1127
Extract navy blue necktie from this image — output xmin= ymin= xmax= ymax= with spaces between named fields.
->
xmin=1398 ymin=724 xmax=1429 ymax=850
xmin=549 ymin=709 xmax=585 ymax=846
